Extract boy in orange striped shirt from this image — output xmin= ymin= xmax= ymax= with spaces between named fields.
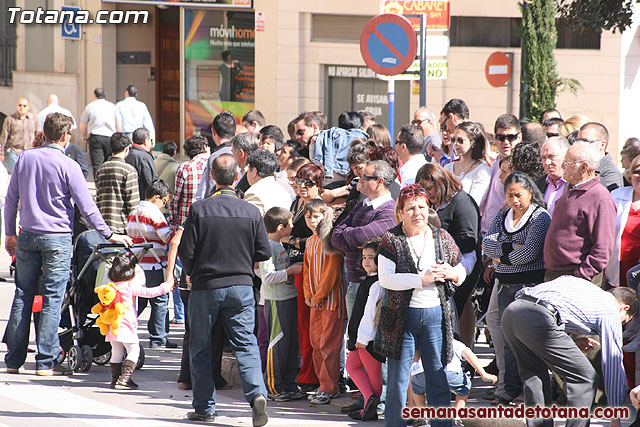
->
xmin=302 ymin=199 xmax=347 ymax=405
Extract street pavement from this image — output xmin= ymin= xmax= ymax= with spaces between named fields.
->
xmin=0 ymin=242 xmax=635 ymax=426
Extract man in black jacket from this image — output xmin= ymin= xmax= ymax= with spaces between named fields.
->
xmin=178 ymin=153 xmax=271 ymax=426
xmin=126 ymin=127 xmax=158 ymax=198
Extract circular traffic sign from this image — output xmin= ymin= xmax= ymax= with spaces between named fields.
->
xmin=360 ymin=14 xmax=418 ymax=76
xmin=485 ymin=51 xmax=511 ymax=87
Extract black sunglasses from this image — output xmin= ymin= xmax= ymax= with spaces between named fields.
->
xmin=295 ymin=128 xmax=306 ymax=136
xmin=361 ymin=174 xmax=381 ymax=181
xmin=546 ymin=132 xmax=559 ymax=138
xmin=440 ymin=117 xmax=449 ymax=133
xmin=496 ymin=133 xmax=519 ymax=142
xmin=295 ymin=178 xmax=317 ymax=187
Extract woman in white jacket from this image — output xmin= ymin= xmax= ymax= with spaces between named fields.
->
xmin=606 ymin=155 xmax=640 ymax=351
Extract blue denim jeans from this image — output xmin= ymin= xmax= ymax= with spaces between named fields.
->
xmin=5 ymin=231 xmax=72 ymax=370
xmin=386 ymin=306 xmax=452 ymax=427
xmin=498 ymin=282 xmax=526 ymax=398
xmin=189 ymin=285 xmax=266 ymax=415
xmin=137 ymin=268 xmax=169 ymax=346
xmin=345 ymin=281 xmax=360 ymax=320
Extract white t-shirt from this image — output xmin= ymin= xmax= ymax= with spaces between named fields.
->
xmin=445 ymin=161 xmax=491 ymax=206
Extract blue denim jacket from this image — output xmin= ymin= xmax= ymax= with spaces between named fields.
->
xmin=313 ymin=127 xmax=368 ymax=178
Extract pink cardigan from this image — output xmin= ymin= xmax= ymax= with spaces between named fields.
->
xmin=105 ymin=280 xmax=173 ymax=343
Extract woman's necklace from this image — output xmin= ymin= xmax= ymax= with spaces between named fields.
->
xmin=459 ymin=159 xmax=480 ymax=179
xmin=405 ymin=225 xmax=429 ymax=271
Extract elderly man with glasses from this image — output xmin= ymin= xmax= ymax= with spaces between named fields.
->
xmin=576 ymin=122 xmax=622 ymax=192
xmin=543 ymin=141 xmax=617 ymax=287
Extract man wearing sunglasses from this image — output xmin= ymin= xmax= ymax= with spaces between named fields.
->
xmin=576 ymin=122 xmax=622 ymax=192
xmin=412 ymin=107 xmax=442 ymax=164
xmin=0 ymin=97 xmax=40 ymax=173
xmin=480 ymin=114 xmax=522 ymax=234
xmin=438 ymin=98 xmax=469 ymax=147
xmin=332 ymin=160 xmax=397 ymax=320
xmin=293 ymin=111 xmax=326 ymax=159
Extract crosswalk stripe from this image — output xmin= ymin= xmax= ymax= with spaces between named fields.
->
xmin=0 ymin=383 xmax=176 ymax=426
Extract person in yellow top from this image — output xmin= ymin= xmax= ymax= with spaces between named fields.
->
xmin=302 ymin=199 xmax=346 ymax=405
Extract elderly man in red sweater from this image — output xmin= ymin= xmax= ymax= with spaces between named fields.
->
xmin=543 ymin=141 xmax=617 ymax=287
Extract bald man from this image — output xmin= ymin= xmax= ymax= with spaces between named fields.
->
xmin=576 ymin=122 xmax=622 ymax=192
xmin=0 ymin=97 xmax=40 ymax=173
xmin=37 ymin=94 xmax=77 ymax=130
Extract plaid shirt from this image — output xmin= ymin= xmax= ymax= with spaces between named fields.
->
xmin=95 ymin=156 xmax=140 ymax=234
xmin=170 ymin=153 xmax=209 ymax=232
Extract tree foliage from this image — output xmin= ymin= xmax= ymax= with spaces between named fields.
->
xmin=557 ymin=0 xmax=635 ymax=34
xmin=519 ymin=0 xmax=559 ymax=122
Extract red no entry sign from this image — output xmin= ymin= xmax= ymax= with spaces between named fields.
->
xmin=360 ymin=14 xmax=418 ymax=76
xmin=485 ymin=51 xmax=511 ymax=87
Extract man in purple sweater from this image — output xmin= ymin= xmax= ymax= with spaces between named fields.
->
xmin=332 ymin=160 xmax=397 ymax=318
xmin=543 ymin=141 xmax=616 ymax=287
xmin=4 ymin=113 xmax=132 ymax=376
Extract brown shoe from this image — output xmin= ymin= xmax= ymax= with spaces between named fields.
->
xmin=114 ymin=360 xmax=138 ymax=389
xmin=110 ymin=363 xmax=122 ymax=388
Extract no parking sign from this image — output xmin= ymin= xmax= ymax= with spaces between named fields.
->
xmin=359 ymin=14 xmax=417 ymax=76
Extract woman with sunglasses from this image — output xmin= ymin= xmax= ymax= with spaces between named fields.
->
xmin=377 ymin=184 xmax=466 ymax=427
xmin=415 ymin=163 xmax=481 ymax=348
xmin=444 ymin=121 xmax=491 ymax=206
xmin=287 ymin=162 xmax=325 ymax=391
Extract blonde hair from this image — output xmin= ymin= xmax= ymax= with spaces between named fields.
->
xmin=559 ymin=114 xmax=590 ymax=136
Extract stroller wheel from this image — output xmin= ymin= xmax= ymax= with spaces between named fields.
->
xmin=68 ymin=345 xmax=82 ymax=371
xmin=136 ymin=344 xmax=145 ymax=370
xmin=80 ymin=345 xmax=93 ymax=372
xmin=93 ymin=350 xmax=111 ymax=365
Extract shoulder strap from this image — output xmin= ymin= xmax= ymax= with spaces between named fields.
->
xmin=134 ymin=211 xmax=162 ymax=264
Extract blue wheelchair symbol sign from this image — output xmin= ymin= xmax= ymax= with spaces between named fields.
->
xmin=61 ymin=6 xmax=81 ymax=40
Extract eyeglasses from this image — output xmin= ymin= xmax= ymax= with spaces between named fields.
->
xmin=66 ymin=130 xmax=73 ymax=136
xmin=440 ymin=117 xmax=449 ymax=133
xmin=562 ymin=160 xmax=582 ymax=166
xmin=295 ymin=128 xmax=306 ymax=136
xmin=162 ymin=196 xmax=170 ymax=204
xmin=496 ymin=133 xmax=520 ymax=142
xmin=411 ymin=119 xmax=425 ymax=126
xmin=452 ymin=137 xmax=468 ymax=145
xmin=295 ymin=178 xmax=317 ymax=187
xmin=361 ymin=174 xmax=381 ymax=181
xmin=546 ymin=132 xmax=559 ymax=138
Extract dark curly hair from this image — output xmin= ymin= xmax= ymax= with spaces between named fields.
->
xmin=511 ymin=142 xmax=545 ymax=181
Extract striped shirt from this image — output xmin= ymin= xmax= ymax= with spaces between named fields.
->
xmin=95 ymin=156 xmax=140 ymax=234
xmin=517 ymin=276 xmax=627 ymax=406
xmin=483 ymin=204 xmax=551 ymax=284
xmin=169 ymin=153 xmax=209 ymax=232
xmin=303 ymin=234 xmax=347 ymax=317
xmin=127 ymin=201 xmax=171 ymax=270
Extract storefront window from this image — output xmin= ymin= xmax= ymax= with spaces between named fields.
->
xmin=185 ymin=9 xmax=255 ymax=140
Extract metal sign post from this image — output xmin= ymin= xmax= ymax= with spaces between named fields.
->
xmin=419 ymin=14 xmax=427 ymax=107
xmin=388 ymin=79 xmax=395 ymax=143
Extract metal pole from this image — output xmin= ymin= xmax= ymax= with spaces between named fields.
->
xmin=388 ymin=79 xmax=395 ymax=144
xmin=419 ymin=14 xmax=427 ymax=107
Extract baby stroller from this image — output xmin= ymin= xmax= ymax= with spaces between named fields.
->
xmin=57 ymin=230 xmax=152 ymax=372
